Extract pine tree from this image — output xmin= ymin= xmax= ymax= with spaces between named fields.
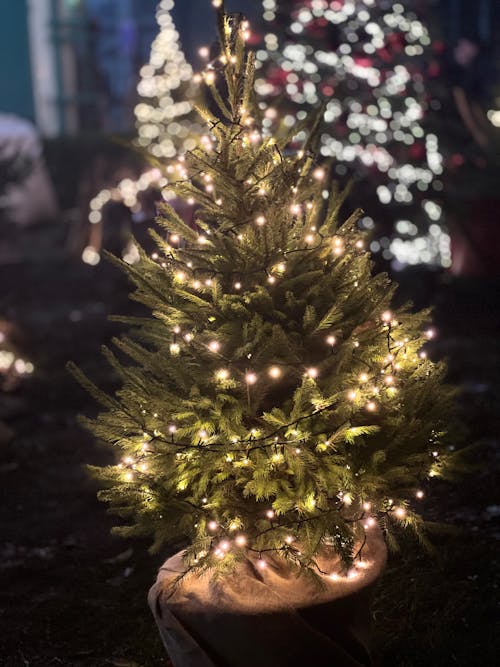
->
xmin=255 ymin=0 xmax=450 ymax=268
xmin=72 ymin=7 xmax=460 ymax=579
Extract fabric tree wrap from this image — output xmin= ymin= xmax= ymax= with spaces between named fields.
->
xmin=148 ymin=530 xmax=386 ymax=667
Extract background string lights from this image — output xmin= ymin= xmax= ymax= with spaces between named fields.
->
xmin=255 ymin=0 xmax=452 ymax=268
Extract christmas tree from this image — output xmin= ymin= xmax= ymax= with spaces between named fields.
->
xmin=72 ymin=7 xmax=459 ymax=578
xmin=134 ymin=0 xmax=200 ymax=160
xmin=255 ymin=0 xmax=450 ymax=268
xmin=84 ymin=0 xmax=200 ymax=265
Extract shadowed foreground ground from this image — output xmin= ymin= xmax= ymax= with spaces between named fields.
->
xmin=0 ymin=240 xmax=498 ymax=666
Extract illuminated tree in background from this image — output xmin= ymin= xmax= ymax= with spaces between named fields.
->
xmin=134 ymin=0 xmax=200 ymax=159
xmin=83 ymin=0 xmax=200 ymax=265
xmin=256 ymin=0 xmax=451 ymax=268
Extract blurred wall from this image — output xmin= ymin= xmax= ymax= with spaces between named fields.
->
xmin=0 ymin=0 xmax=35 ymax=121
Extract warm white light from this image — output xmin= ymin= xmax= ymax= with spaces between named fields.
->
xmin=245 ymin=372 xmax=257 ymax=385
xmin=268 ymin=366 xmax=282 ymax=379
xmin=416 ymin=490 xmax=424 ymax=499
xmin=381 ymin=311 xmax=392 ymax=322
xmin=326 ymin=335 xmax=336 ymax=346
xmin=306 ymin=367 xmax=319 ymax=379
xmin=257 ymin=559 xmax=267 ymax=569
xmin=208 ymin=341 xmax=220 ymax=353
xmin=359 ymin=373 xmax=368 ymax=383
xmin=394 ymin=507 xmax=406 ymax=518
xmin=168 ymin=425 xmax=177 ymax=434
xmin=198 ymin=46 xmax=209 ymax=59
xmin=169 ymin=343 xmax=180 ymax=355
xmin=313 ymin=167 xmax=325 ymax=180
xmin=235 ymin=535 xmax=247 ymax=547
xmin=285 ymin=535 xmax=294 ymax=544
xmin=385 ymin=375 xmax=394 ymax=385
xmin=348 ymin=390 xmax=357 ymax=400
xmin=366 ymin=401 xmax=377 ymax=411
xmin=208 ymin=520 xmax=218 ymax=531
xmin=216 ymin=368 xmax=230 ymax=381
xmin=255 ymin=215 xmax=266 ymax=226
xmin=266 ymin=509 xmax=275 ymax=519
xmin=234 ymin=282 xmax=241 ymax=290
xmin=305 ymin=234 xmax=314 ymax=244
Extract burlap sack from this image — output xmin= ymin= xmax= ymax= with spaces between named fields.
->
xmin=148 ymin=531 xmax=386 ymax=667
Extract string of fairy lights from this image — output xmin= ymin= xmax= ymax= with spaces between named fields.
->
xmin=255 ymin=0 xmax=452 ymax=268
xmin=90 ymin=6 xmax=446 ymax=578
xmin=0 ymin=329 xmax=34 ymax=385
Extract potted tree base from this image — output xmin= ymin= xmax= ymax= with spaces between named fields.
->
xmin=149 ymin=530 xmax=386 ymax=667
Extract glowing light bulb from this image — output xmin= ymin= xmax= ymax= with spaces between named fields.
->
xmin=255 ymin=215 xmax=266 ymax=226
xmin=363 ymin=502 xmax=371 ymax=511
xmin=184 ymin=333 xmax=193 ymax=342
xmin=208 ymin=520 xmax=218 ymax=532
xmin=416 ymin=490 xmax=424 ymax=499
xmin=173 ymin=326 xmax=181 ymax=334
xmin=168 ymin=425 xmax=177 ymax=434
xmin=381 ymin=311 xmax=392 ymax=323
xmin=394 ymin=507 xmax=406 ymax=519
xmin=257 ymin=559 xmax=267 ymax=569
xmin=267 ymin=275 xmax=276 ymax=284
xmin=329 ymin=573 xmax=340 ymax=581
xmin=208 ymin=341 xmax=220 ymax=353
xmin=305 ymin=234 xmax=314 ymax=244
xmin=170 ymin=342 xmax=180 ymax=355
xmin=313 ymin=167 xmax=325 ymax=180
xmin=170 ymin=234 xmax=179 ymax=244
xmin=198 ymin=235 xmax=207 ymax=244
xmin=385 ymin=375 xmax=394 ymax=385
xmin=359 ymin=373 xmax=368 ymax=383
xmin=266 ymin=509 xmax=275 ymax=519
xmin=245 ymin=372 xmax=257 ymax=385
xmin=425 ymin=329 xmax=435 ymax=339
xmin=285 ymin=535 xmax=294 ymax=545
xmin=419 ymin=351 xmax=427 ymax=359
xmin=235 ymin=535 xmax=247 ymax=547
xmin=216 ymin=368 xmax=230 ymax=381
xmin=175 ymin=271 xmax=185 ymax=282
xmin=198 ymin=46 xmax=209 ymax=59
xmin=268 ymin=366 xmax=282 ymax=379
xmin=348 ymin=390 xmax=357 ymax=401
xmin=234 ymin=282 xmax=241 ymax=290
xmin=219 ymin=540 xmax=230 ymax=551
xmin=366 ymin=401 xmax=377 ymax=412
xmin=306 ymin=367 xmax=319 ymax=379
xmin=326 ymin=335 xmax=336 ymax=346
